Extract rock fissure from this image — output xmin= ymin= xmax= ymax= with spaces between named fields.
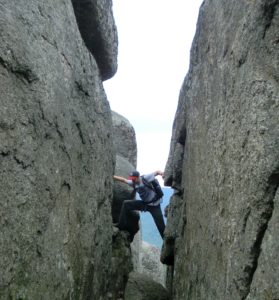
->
xmin=75 ymin=122 xmax=86 ymax=144
xmin=261 ymin=0 xmax=279 ymax=39
xmin=54 ymin=119 xmax=64 ymax=141
xmin=75 ymin=80 xmax=89 ymax=96
xmin=242 ymin=217 xmax=271 ymax=299
xmin=241 ymin=209 xmax=251 ymax=234
xmin=13 ymin=155 xmax=33 ymax=170
xmin=0 ymin=55 xmax=38 ymax=84
xmin=163 ymin=1 xmax=279 ymax=299
xmin=0 ymin=56 xmax=8 ymax=70
xmin=41 ymin=34 xmax=58 ymax=50
xmin=61 ymin=52 xmax=72 ymax=69
xmin=0 ymin=150 xmax=10 ymax=157
xmin=243 ymin=169 xmax=279 ymax=299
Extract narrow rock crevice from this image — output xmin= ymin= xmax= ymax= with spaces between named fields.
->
xmin=13 ymin=67 xmax=38 ymax=83
xmin=261 ymin=0 xmax=279 ymax=39
xmin=13 ymin=155 xmax=33 ymax=170
xmin=0 ymin=56 xmax=8 ymax=70
xmin=243 ymin=167 xmax=279 ymax=299
xmin=75 ymin=80 xmax=89 ymax=96
xmin=0 ymin=150 xmax=10 ymax=157
xmin=41 ymin=34 xmax=58 ymax=50
xmin=0 ymin=55 xmax=38 ymax=83
xmin=54 ymin=119 xmax=64 ymax=141
xmin=75 ymin=122 xmax=86 ymax=144
xmin=177 ymin=124 xmax=187 ymax=146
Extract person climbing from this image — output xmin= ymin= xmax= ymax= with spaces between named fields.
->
xmin=113 ymin=170 xmax=165 ymax=239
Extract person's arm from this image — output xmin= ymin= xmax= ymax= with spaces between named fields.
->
xmin=144 ymin=170 xmax=164 ymax=182
xmin=113 ymin=175 xmax=129 ymax=184
xmin=154 ymin=170 xmax=164 ymax=178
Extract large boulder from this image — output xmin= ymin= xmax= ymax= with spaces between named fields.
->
xmin=0 ymin=0 xmax=115 ymax=299
xmin=124 ymin=271 xmax=170 ymax=300
xmin=112 ymin=111 xmax=137 ymax=167
xmin=141 ymin=241 xmax=166 ymax=287
xmin=108 ymin=229 xmax=134 ymax=300
xmin=71 ymin=0 xmax=118 ymax=80
xmin=111 ymin=111 xmax=141 ymax=285
xmin=112 ymin=110 xmax=140 ymax=241
xmin=165 ymin=1 xmax=279 ymax=299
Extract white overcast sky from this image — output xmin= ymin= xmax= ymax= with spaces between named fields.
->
xmin=104 ymin=0 xmax=203 ymax=178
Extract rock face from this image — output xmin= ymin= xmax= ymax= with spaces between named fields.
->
xmin=71 ymin=0 xmax=118 ymax=81
xmin=124 ymin=272 xmax=170 ymax=300
xmin=112 ymin=111 xmax=140 ymax=240
xmin=140 ymin=241 xmax=166 ymax=287
xmin=164 ymin=1 xmax=279 ymax=299
xmin=112 ymin=111 xmax=137 ymax=167
xmin=111 ymin=110 xmax=142 ymax=294
xmin=160 ymin=192 xmax=183 ymax=267
xmin=109 ymin=229 xmax=134 ymax=300
xmin=0 ymin=0 xmax=116 ymax=299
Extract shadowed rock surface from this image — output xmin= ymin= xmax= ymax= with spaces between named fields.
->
xmin=160 ymin=192 xmax=183 ymax=266
xmin=124 ymin=272 xmax=170 ymax=300
xmin=163 ymin=0 xmax=279 ymax=299
xmin=108 ymin=228 xmax=134 ymax=300
xmin=0 ymin=0 xmax=116 ymax=299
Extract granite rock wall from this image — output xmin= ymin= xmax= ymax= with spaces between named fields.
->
xmin=0 ymin=0 xmax=117 ymax=299
xmin=164 ymin=0 xmax=279 ymax=299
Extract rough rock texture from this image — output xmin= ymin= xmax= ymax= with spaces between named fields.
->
xmin=124 ymin=272 xmax=170 ymax=300
xmin=112 ymin=111 xmax=140 ymax=241
xmin=111 ymin=111 xmax=141 ymax=283
xmin=108 ymin=229 xmax=134 ymax=300
xmin=164 ymin=93 xmax=186 ymax=192
xmin=71 ymin=0 xmax=118 ymax=81
xmin=246 ymin=188 xmax=279 ymax=300
xmin=112 ymin=155 xmax=135 ymax=221
xmin=112 ymin=111 xmax=137 ymax=167
xmin=140 ymin=241 xmax=166 ymax=287
xmin=160 ymin=192 xmax=183 ymax=266
xmin=0 ymin=0 xmax=115 ymax=299
xmin=130 ymin=231 xmax=142 ymax=273
xmin=164 ymin=0 xmax=279 ymax=299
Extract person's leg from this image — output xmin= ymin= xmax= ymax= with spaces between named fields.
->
xmin=118 ymin=200 xmax=143 ymax=229
xmin=147 ymin=205 xmax=165 ymax=238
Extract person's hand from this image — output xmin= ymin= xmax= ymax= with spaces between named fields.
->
xmin=156 ymin=170 xmax=164 ymax=177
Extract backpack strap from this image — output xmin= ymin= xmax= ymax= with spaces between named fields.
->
xmin=131 ymin=181 xmax=137 ymax=199
xmin=141 ymin=176 xmax=154 ymax=191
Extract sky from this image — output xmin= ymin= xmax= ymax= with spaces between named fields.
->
xmin=104 ymin=0 xmax=204 ymax=179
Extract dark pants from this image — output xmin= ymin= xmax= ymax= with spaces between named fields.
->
xmin=118 ymin=200 xmax=165 ymax=238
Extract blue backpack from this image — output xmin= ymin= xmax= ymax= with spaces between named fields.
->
xmin=141 ymin=176 xmax=164 ymax=202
